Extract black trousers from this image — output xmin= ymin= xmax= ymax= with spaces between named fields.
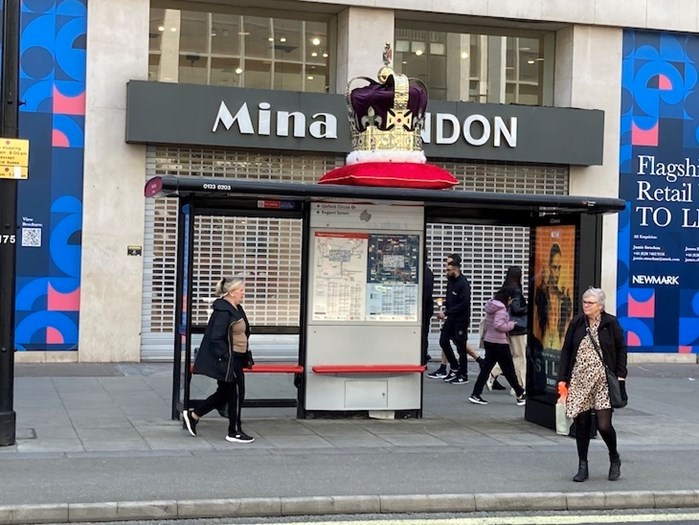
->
xmin=421 ymin=308 xmax=433 ymax=364
xmin=472 ymin=341 xmax=524 ymax=397
xmin=440 ymin=320 xmax=468 ymax=376
xmin=194 ymin=356 xmax=245 ymax=435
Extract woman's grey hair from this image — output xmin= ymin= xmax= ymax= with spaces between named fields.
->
xmin=215 ymin=276 xmax=244 ymax=297
xmin=583 ymin=287 xmax=605 ymax=309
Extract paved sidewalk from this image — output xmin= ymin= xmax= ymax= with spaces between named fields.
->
xmin=0 ymin=362 xmax=698 ymax=523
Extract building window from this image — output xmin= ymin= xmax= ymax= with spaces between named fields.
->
xmin=149 ymin=6 xmax=331 ymax=93
xmin=394 ymin=24 xmax=553 ymax=105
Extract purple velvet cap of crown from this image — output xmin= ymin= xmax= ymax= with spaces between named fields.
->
xmin=349 ymin=74 xmax=428 ymax=132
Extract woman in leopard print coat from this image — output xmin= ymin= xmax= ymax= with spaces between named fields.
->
xmin=557 ymin=287 xmax=627 ymax=483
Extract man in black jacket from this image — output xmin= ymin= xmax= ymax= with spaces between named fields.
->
xmin=436 ymin=255 xmax=473 ymax=384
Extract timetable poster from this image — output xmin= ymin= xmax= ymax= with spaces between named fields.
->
xmin=365 ymin=234 xmax=419 ymax=321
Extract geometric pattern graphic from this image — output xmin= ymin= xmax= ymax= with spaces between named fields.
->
xmin=679 ymin=288 xmax=699 ymax=351
xmin=628 ymin=288 xmax=655 ymax=318
xmin=617 ymin=30 xmax=699 ymax=353
xmin=15 ymin=0 xmax=86 ymax=351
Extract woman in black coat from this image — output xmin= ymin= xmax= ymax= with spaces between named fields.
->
xmin=558 ymin=287 xmax=627 ymax=482
xmin=183 ymin=277 xmax=254 ymax=443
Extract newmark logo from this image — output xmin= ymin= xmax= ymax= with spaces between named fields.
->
xmin=632 ymin=275 xmax=679 ymax=285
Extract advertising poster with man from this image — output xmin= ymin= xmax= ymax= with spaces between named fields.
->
xmin=531 ymin=224 xmax=576 ymax=392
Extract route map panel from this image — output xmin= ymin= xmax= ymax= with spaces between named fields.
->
xmin=312 ymin=231 xmax=368 ymax=321
xmin=312 ymin=231 xmax=420 ymax=322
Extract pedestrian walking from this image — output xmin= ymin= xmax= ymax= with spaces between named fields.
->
xmin=434 ymin=255 xmax=473 ymax=384
xmin=469 ymin=286 xmax=526 ymax=406
xmin=427 ymin=254 xmax=483 ymax=381
xmin=183 ymin=276 xmax=255 ymax=444
xmin=557 ymin=287 xmax=627 ymax=482
xmin=487 ymin=266 xmax=528 ymax=394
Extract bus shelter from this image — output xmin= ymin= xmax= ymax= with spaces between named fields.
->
xmin=145 ymin=174 xmax=625 ymax=428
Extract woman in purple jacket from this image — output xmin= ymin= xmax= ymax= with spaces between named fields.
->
xmin=469 ymin=287 xmax=526 ymax=406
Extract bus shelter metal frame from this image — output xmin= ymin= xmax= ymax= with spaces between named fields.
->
xmin=144 ymin=175 xmax=626 ymax=423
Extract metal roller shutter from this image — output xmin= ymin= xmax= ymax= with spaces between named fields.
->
xmin=427 ymin=161 xmax=568 ymax=344
xmin=141 ymin=147 xmax=343 ymax=360
xmin=141 ymin=147 xmax=567 ymax=360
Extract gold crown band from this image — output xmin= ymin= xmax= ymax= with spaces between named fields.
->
xmin=352 ymin=127 xmax=423 ymax=152
xmin=393 ymin=74 xmax=409 ymax=110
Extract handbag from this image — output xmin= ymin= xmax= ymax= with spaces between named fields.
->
xmin=586 ymin=326 xmax=627 ymax=409
xmin=510 ymin=314 xmax=527 ymax=331
xmin=555 ymin=399 xmax=573 ymax=435
xmin=243 ymin=349 xmax=255 ymax=369
xmin=604 ymin=366 xmax=626 ymax=409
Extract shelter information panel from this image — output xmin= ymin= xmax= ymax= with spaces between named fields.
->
xmin=312 ymin=231 xmax=419 ymax=322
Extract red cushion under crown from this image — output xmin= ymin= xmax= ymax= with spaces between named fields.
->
xmin=318 ymin=162 xmax=458 ymax=190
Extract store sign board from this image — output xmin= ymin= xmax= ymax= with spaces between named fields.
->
xmin=126 ymin=80 xmax=604 ymax=166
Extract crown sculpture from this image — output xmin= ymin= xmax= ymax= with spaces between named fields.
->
xmin=318 ymin=43 xmax=458 ymax=189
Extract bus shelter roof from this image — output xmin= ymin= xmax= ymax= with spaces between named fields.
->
xmin=145 ymin=175 xmax=625 ymax=224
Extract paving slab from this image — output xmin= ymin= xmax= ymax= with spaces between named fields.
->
xmin=0 ymin=362 xmax=696 ymax=524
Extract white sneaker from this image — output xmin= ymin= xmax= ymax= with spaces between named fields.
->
xmin=426 ymin=367 xmax=448 ymax=379
xmin=442 ymin=370 xmax=458 ymax=383
xmin=226 ymin=432 xmax=254 ymax=444
xmin=183 ymin=409 xmax=198 ymax=437
xmin=468 ymin=394 xmax=488 ymax=405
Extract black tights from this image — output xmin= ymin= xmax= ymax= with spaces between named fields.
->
xmin=575 ymin=409 xmax=618 ymax=461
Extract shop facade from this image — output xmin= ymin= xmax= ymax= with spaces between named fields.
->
xmin=12 ymin=0 xmax=699 ymax=362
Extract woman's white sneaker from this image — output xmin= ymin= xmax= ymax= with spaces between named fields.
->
xmin=225 ymin=432 xmax=254 ymax=443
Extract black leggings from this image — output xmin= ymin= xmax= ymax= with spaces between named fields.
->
xmin=194 ymin=356 xmax=246 ymax=435
xmin=575 ymin=408 xmax=618 ymax=461
xmin=472 ymin=341 xmax=525 ymax=398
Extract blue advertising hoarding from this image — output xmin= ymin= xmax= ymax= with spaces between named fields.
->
xmin=15 ymin=0 xmax=86 ymax=351
xmin=618 ymin=30 xmax=699 ymax=353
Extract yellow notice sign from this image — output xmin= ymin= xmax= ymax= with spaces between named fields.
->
xmin=0 ymin=138 xmax=29 ymax=180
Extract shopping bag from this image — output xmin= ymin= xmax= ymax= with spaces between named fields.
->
xmin=478 ymin=319 xmax=486 ymax=349
xmin=555 ymin=399 xmax=573 ymax=435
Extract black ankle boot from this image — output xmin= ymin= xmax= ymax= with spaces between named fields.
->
xmin=573 ymin=460 xmax=589 ymax=482
xmin=608 ymin=454 xmax=621 ymax=481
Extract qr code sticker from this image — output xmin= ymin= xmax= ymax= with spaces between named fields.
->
xmin=22 ymin=227 xmax=42 ymax=247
